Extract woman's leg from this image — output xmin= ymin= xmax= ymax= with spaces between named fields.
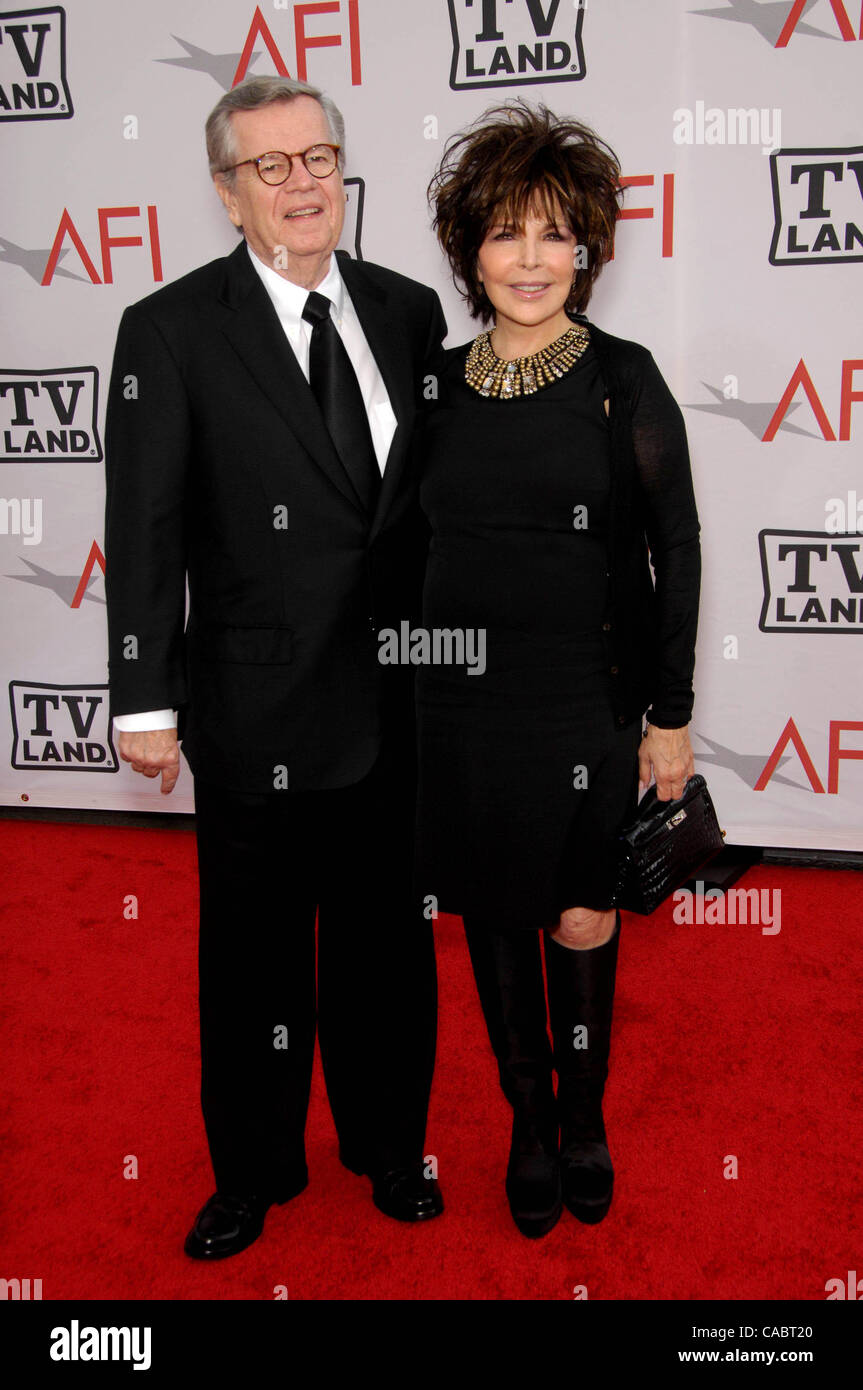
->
xmin=544 ymin=906 xmax=622 ymax=1224
xmin=462 ymin=917 xmax=562 ymax=1237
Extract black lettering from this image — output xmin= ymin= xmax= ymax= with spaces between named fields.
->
xmin=777 ymin=542 xmax=828 ymax=591
xmin=812 ymin=223 xmax=841 ymax=253
xmin=62 ymin=694 xmax=101 ymax=739
xmin=830 ymin=596 xmax=857 ymax=622
xmin=473 ymin=0 xmax=504 ymax=41
xmin=799 ymin=597 xmax=827 ymax=623
xmin=524 ymin=0 xmax=562 ymax=38
xmin=844 ymin=222 xmax=863 ymax=251
xmin=43 ymin=379 xmax=85 ymax=426
xmin=0 ymin=380 xmax=40 ymax=425
xmin=518 ymin=42 xmax=543 ymax=72
xmin=776 ymin=597 xmax=796 ymax=622
xmin=488 ymin=45 xmax=515 ymax=74
xmin=832 ymin=543 xmax=863 ymax=593
xmin=4 ymin=22 xmax=51 ymax=78
xmin=22 ymin=692 xmax=60 ymax=735
xmin=790 ymin=161 xmax=844 ymax=219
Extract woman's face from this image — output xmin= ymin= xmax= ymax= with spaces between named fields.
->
xmin=476 ymin=204 xmax=579 ymax=341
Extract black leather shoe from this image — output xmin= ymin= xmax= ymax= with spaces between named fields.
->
xmin=184 ymin=1185 xmax=303 ymax=1260
xmin=370 ymin=1164 xmax=444 ymax=1223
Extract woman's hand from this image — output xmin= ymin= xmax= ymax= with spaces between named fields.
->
xmin=638 ymin=723 xmax=695 ymax=802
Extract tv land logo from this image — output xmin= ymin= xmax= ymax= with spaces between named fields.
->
xmin=448 ymin=0 xmax=585 ymax=90
xmin=770 ymin=147 xmax=863 ymax=265
xmin=759 ymin=530 xmax=863 ymax=632
xmin=9 ymin=682 xmax=118 ymax=772
xmin=0 ymin=368 xmax=101 ymax=462
xmin=0 ymin=5 xmax=72 ymax=121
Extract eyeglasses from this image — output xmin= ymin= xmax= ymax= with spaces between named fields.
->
xmin=222 ymin=144 xmax=341 ymax=185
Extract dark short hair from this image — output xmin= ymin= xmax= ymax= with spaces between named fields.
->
xmin=428 ymin=100 xmax=624 ymax=321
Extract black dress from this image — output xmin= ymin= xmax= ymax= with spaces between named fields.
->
xmin=415 ymin=336 xmax=642 ymax=931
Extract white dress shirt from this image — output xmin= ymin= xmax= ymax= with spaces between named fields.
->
xmin=113 ymin=243 xmax=397 ymax=734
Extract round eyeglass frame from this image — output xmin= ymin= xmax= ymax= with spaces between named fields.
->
xmin=221 ymin=144 xmax=341 ymax=185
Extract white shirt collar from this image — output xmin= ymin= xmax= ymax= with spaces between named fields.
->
xmin=246 ymin=242 xmax=345 ymax=326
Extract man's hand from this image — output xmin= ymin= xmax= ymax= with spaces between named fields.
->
xmin=118 ymin=728 xmax=181 ymax=795
xmin=638 ymin=724 xmax=694 ymax=803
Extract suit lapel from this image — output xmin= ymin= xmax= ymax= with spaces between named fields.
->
xmin=338 ymin=253 xmax=416 ymax=541
xmin=216 ymin=242 xmax=362 ymax=512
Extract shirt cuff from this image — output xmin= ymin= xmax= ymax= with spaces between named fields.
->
xmin=112 ymin=709 xmax=177 ymax=732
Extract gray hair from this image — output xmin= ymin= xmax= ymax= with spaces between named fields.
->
xmin=206 ymin=75 xmax=346 ymax=184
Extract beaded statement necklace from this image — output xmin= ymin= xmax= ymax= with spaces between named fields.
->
xmin=464 ymin=322 xmax=590 ymax=400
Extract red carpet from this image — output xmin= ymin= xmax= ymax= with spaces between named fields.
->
xmin=1 ymin=818 xmax=861 ymax=1301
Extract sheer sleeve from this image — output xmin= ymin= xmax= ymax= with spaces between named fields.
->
xmin=627 ymin=350 xmax=701 ymax=727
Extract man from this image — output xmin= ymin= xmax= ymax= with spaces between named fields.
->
xmin=104 ymin=75 xmax=446 ymax=1259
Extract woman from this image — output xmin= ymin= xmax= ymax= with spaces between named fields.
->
xmin=417 ymin=102 xmax=701 ymax=1238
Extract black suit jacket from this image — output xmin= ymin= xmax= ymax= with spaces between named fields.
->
xmin=104 ymin=242 xmax=447 ymax=793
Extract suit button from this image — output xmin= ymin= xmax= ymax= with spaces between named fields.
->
xmin=617 ymin=715 xmax=626 ymax=726
xmin=602 ymin=622 xmax=612 ymax=632
xmin=610 ymin=665 xmax=619 ymax=675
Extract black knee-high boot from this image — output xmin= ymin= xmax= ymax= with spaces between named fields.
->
xmin=544 ymin=910 xmax=621 ymax=1224
xmin=462 ymin=920 xmax=562 ymax=1238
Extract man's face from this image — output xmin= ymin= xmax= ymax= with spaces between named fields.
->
xmin=214 ymin=96 xmax=345 ymax=286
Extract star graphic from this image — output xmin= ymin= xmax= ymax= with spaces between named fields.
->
xmin=155 ymin=37 xmax=261 ymax=91
xmin=6 ymin=560 xmax=104 ymax=606
xmin=689 ymin=0 xmax=841 ymax=45
xmin=0 ymin=237 xmax=87 ymax=285
xmin=681 ymin=383 xmax=824 ymax=440
xmin=694 ymin=732 xmax=802 ymax=789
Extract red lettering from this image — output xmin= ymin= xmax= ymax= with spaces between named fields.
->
xmin=754 ymin=717 xmax=825 ymax=793
xmin=71 ymin=540 xmax=106 ymax=610
xmin=98 ymin=207 xmax=143 ymax=285
xmin=762 ymin=359 xmax=836 ymax=442
xmin=295 ymin=3 xmax=340 ymax=82
xmin=348 ymin=0 xmax=362 ymax=84
xmin=828 ymin=720 xmax=863 ymax=794
xmin=147 ymin=205 xmax=163 ymax=282
xmin=839 ymin=359 xmax=863 ymax=440
xmin=776 ymin=0 xmax=857 ymax=47
xmin=662 ymin=172 xmax=674 ymax=258
xmin=233 ymin=5 xmax=290 ymax=86
xmin=41 ymin=209 xmax=102 ymax=286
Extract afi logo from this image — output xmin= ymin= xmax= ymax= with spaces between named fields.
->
xmin=769 ymin=147 xmax=863 ymax=265
xmin=227 ymin=3 xmax=361 ymax=87
xmin=0 ymin=5 xmax=72 ymax=120
xmin=759 ymin=530 xmax=863 ymax=632
xmin=9 ymin=682 xmax=118 ymax=772
xmin=448 ymin=0 xmax=586 ymax=90
xmin=755 ymin=717 xmax=863 ymax=794
xmin=40 ymin=206 xmax=163 ymax=285
xmin=762 ymin=357 xmax=863 ymax=440
xmin=0 ymin=368 xmax=101 ymax=462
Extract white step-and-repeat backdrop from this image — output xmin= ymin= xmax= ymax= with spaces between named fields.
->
xmin=1 ymin=0 xmax=861 ymax=849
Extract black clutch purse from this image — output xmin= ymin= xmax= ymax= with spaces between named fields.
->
xmin=614 ymin=774 xmax=725 ymax=915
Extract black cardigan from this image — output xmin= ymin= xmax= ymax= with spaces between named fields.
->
xmin=572 ymin=315 xmax=701 ymax=729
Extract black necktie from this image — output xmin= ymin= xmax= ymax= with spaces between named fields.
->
xmin=301 ymin=290 xmax=381 ymax=514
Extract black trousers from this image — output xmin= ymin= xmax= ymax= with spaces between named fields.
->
xmin=192 ymin=737 xmax=438 ymax=1198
